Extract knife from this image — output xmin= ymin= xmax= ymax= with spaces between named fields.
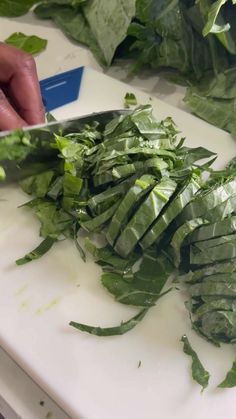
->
xmin=0 ymin=109 xmax=130 ymax=182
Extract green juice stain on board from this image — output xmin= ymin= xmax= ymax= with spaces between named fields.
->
xmin=35 ymin=297 xmax=60 ymax=315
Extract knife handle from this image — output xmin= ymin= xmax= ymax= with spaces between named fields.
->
xmin=39 ymin=67 xmax=84 ymax=112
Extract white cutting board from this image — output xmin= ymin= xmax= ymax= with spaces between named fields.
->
xmin=1 ymin=68 xmax=236 ymax=419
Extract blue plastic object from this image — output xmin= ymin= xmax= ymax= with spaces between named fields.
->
xmin=39 ymin=67 xmax=84 ymax=112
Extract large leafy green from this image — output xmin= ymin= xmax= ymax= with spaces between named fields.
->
xmin=34 ymin=0 xmax=136 ymax=66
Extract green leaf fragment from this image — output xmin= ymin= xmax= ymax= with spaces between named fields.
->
xmin=183 ymin=259 xmax=236 ymax=284
xmin=69 ymin=308 xmax=148 ymax=336
xmin=171 ymin=218 xmax=207 ymax=267
xmin=25 ymin=200 xmax=73 ymax=239
xmin=124 ymin=92 xmax=138 ymax=108
xmin=16 ymin=237 xmax=55 ymax=265
xmin=187 ymin=216 xmax=236 ymax=244
xmin=106 ymin=174 xmax=155 ymax=246
xmin=5 ymin=32 xmax=47 ymax=55
xmin=141 ymin=177 xmax=201 ymax=249
xmin=218 ymin=359 xmax=236 ymax=388
xmin=20 ymin=171 xmax=54 ymax=198
xmin=179 ymin=179 xmax=236 ymax=222
xmin=181 ymin=335 xmax=210 ymax=391
xmin=190 ymin=240 xmax=236 ymax=266
xmin=0 ymin=166 xmax=6 ymax=181
xmin=114 ymin=177 xmax=177 ymax=258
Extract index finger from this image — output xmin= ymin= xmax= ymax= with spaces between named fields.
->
xmin=0 ymin=43 xmax=45 ymax=126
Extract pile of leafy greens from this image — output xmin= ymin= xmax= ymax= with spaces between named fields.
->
xmin=2 ymin=0 xmax=236 ymax=137
xmin=2 ymin=104 xmax=236 ymax=389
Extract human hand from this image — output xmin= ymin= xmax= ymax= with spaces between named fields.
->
xmin=0 ymin=42 xmax=44 ymax=131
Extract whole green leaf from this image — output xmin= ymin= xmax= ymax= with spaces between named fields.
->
xmin=69 ymin=308 xmax=148 ymax=336
xmin=34 ymin=3 xmax=107 ymax=66
xmin=81 ymin=201 xmax=120 ymax=232
xmin=5 ymin=32 xmax=47 ymax=55
xmin=131 ymin=0 xmax=215 ymax=79
xmin=83 ymin=0 xmax=136 ymax=66
xmin=181 ymin=335 xmax=210 ymax=391
xmin=218 ymin=359 xmax=236 ymax=388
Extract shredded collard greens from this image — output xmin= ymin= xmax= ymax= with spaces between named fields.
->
xmin=2 ymin=104 xmax=236 ymax=388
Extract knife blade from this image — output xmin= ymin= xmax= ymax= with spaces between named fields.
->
xmin=0 ymin=109 xmax=129 ymax=139
xmin=0 ymin=109 xmax=130 ymax=182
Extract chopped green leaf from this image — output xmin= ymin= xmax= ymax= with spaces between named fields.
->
xmin=218 ymin=359 xmax=236 ymax=388
xmin=69 ymin=308 xmax=148 ymax=336
xmin=181 ymin=335 xmax=210 ymax=391
xmin=16 ymin=237 xmax=55 ymax=265
xmin=124 ymin=92 xmax=138 ymax=108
